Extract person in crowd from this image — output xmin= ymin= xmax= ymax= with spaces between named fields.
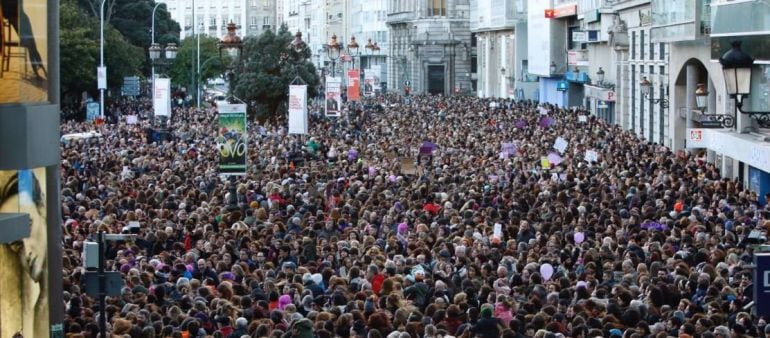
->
xmin=59 ymin=94 xmax=770 ymax=338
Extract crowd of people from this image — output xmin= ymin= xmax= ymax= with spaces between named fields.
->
xmin=59 ymin=94 xmax=770 ymax=338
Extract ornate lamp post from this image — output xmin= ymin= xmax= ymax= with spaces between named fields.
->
xmin=326 ymin=34 xmax=342 ymax=77
xmin=719 ymin=41 xmax=770 ymax=128
xmin=217 ymin=22 xmax=243 ymax=99
xmin=639 ymin=76 xmax=669 ymax=108
xmin=596 ymin=67 xmax=605 ymax=85
xmin=347 ymin=36 xmax=360 ymax=69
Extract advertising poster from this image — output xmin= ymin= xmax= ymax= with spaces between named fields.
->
xmin=288 ymin=85 xmax=308 ymax=135
xmin=325 ymin=76 xmax=342 ymax=117
xmin=370 ymin=65 xmax=382 ymax=94
xmin=0 ymin=0 xmax=49 ymax=104
xmin=0 ymin=168 xmax=50 ymax=338
xmin=364 ymin=72 xmax=375 ymax=97
xmin=86 ymin=102 xmax=99 ymax=122
xmin=217 ymin=104 xmax=248 ymax=175
xmin=347 ymin=69 xmax=360 ymax=102
xmin=153 ymin=78 xmax=171 ymax=117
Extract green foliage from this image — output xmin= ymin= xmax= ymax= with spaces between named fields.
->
xmin=61 ymin=0 xmax=181 ymax=103
xmin=168 ymin=36 xmax=226 ymax=90
xmin=60 ymin=1 xmax=98 ymax=98
xmin=232 ymin=24 xmax=320 ymax=117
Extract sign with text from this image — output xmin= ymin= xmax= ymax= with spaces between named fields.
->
xmin=288 ymin=85 xmax=308 ymax=135
xmin=217 ymin=104 xmax=248 ymax=175
xmin=364 ymin=73 xmax=375 ymax=96
xmin=347 ymin=69 xmax=361 ymax=101
xmin=86 ymin=102 xmax=99 ymax=122
xmin=325 ymin=76 xmax=342 ymax=117
xmin=153 ymin=78 xmax=171 ymax=117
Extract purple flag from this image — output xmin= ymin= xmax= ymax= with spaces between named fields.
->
xmin=515 ymin=120 xmax=527 ymax=129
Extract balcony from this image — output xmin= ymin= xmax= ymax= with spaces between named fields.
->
xmin=471 ymin=0 xmax=526 ymax=32
xmin=710 ymin=0 xmax=770 ymax=36
xmin=650 ymin=0 xmax=711 ymax=42
xmin=386 ymin=11 xmax=415 ymax=24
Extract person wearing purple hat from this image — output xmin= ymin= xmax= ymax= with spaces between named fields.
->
xmin=278 ymin=294 xmax=293 ymax=310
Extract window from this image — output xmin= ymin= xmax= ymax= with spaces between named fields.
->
xmin=210 ymin=17 xmax=217 ymax=27
xmin=251 ymin=16 xmax=258 ymax=26
xmin=264 ymin=0 xmax=270 ymax=8
xmin=251 ymin=0 xmax=258 ymax=7
xmin=263 ymin=16 xmax=271 ymax=26
xmin=640 ymin=30 xmax=645 ymax=60
xmin=631 ymin=31 xmax=636 ymax=59
xmin=659 ymin=43 xmax=665 ymax=61
xmin=427 ymin=0 xmax=446 ymax=17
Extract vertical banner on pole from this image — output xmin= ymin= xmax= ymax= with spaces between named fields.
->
xmin=217 ymin=104 xmax=248 ymax=175
xmin=371 ymin=65 xmax=382 ymax=94
xmin=325 ymin=76 xmax=342 ymax=117
xmin=153 ymin=78 xmax=171 ymax=117
xmin=364 ymin=72 xmax=375 ymax=97
xmin=288 ymin=85 xmax=308 ymax=135
xmin=347 ymin=69 xmax=360 ymax=102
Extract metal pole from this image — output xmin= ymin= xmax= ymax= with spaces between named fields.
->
xmin=98 ymin=231 xmax=106 ymax=338
xmin=99 ymin=0 xmax=106 ymax=119
xmin=151 ymin=3 xmax=160 ymax=115
xmin=190 ymin=0 xmax=195 ymax=108
xmin=197 ymin=22 xmax=201 ymax=107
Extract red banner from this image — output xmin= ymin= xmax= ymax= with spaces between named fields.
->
xmin=347 ymin=69 xmax=360 ymax=102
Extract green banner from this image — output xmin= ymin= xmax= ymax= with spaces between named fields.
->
xmin=217 ymin=104 xmax=247 ymax=175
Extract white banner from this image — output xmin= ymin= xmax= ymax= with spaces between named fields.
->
xmin=97 ymin=66 xmax=107 ymax=89
xmin=153 ymin=78 xmax=171 ymax=117
xmin=364 ymin=72 xmax=376 ymax=97
xmin=288 ymin=85 xmax=308 ymax=134
xmin=371 ymin=65 xmax=382 ymax=93
xmin=325 ymin=77 xmax=342 ymax=117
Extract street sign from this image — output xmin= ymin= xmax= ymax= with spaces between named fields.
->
xmin=83 ymin=271 xmax=124 ymax=297
xmin=122 ymin=76 xmax=141 ymax=96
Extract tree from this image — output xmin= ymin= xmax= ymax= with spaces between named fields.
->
xmin=168 ymin=36 xmax=225 ymax=90
xmin=232 ymin=24 xmax=320 ymax=117
xmin=60 ymin=1 xmax=98 ymax=101
xmin=60 ymin=0 xmax=143 ymax=103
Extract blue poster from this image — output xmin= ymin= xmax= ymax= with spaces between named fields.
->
xmin=754 ymin=253 xmax=770 ymax=316
xmin=86 ymin=102 xmax=99 ymax=121
xmin=749 ymin=166 xmax=770 ymax=206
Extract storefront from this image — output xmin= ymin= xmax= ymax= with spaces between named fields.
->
xmin=584 ymin=84 xmax=616 ymax=124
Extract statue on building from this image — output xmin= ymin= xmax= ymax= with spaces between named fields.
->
xmin=607 ymin=15 xmax=628 ymax=48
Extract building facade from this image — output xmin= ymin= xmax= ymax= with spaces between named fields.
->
xmin=245 ymin=0 xmax=277 ymax=37
xmin=161 ymin=0 xmax=250 ymax=39
xmin=386 ymin=0 xmax=473 ymax=95
xmin=349 ymin=0 xmax=389 ymax=89
xmin=471 ymin=0 xmax=530 ymax=99
xmin=659 ymin=0 xmax=770 ymax=200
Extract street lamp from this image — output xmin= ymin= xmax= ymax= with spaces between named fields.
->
xmin=639 ymin=76 xmax=669 ymax=108
xmin=326 ymin=34 xmax=341 ymax=77
xmin=695 ymin=83 xmax=708 ymax=110
xmin=694 ymin=83 xmax=734 ymax=128
xmin=286 ymin=32 xmax=308 ymax=81
xmin=596 ymin=67 xmax=605 ymax=84
xmin=347 ymin=36 xmax=360 ymax=69
xmin=218 ymin=21 xmax=243 ymax=98
xmin=719 ymin=41 xmax=770 ymax=128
